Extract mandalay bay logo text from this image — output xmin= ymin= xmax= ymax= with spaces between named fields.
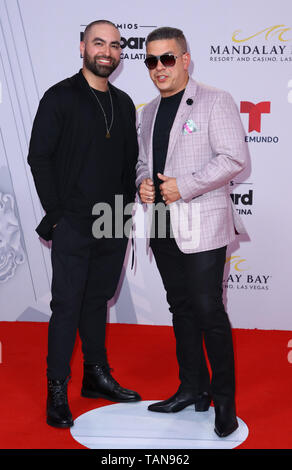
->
xmin=224 ymin=255 xmax=271 ymax=292
xmin=210 ymin=24 xmax=292 ymax=63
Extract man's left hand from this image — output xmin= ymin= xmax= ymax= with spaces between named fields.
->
xmin=158 ymin=173 xmax=181 ymax=205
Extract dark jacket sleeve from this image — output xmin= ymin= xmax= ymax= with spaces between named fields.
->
xmin=27 ymin=88 xmax=64 ymax=238
xmin=123 ymin=96 xmax=139 ymax=205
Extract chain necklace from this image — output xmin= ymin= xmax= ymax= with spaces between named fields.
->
xmin=89 ymin=85 xmax=114 ymax=139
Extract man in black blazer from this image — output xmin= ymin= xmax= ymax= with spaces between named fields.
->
xmin=28 ymin=20 xmax=140 ymax=428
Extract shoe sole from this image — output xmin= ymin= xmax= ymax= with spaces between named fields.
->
xmin=81 ymin=389 xmax=141 ymax=402
xmin=148 ymin=400 xmax=197 ymax=413
xmin=214 ymin=422 xmax=239 ymax=438
xmin=46 ymin=418 xmax=74 ymax=428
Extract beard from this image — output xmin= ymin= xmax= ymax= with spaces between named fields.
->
xmin=83 ymin=49 xmax=120 ymax=78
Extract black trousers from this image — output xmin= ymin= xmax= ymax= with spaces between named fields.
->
xmin=150 ymin=235 xmax=235 ymax=405
xmin=47 ymin=217 xmax=128 ymax=380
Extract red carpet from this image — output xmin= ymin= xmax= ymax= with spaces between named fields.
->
xmin=0 ymin=322 xmax=292 ymax=450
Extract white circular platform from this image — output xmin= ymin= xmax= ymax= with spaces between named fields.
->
xmin=70 ymin=401 xmax=249 ymax=449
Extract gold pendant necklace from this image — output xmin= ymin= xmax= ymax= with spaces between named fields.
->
xmin=89 ymin=86 xmax=114 ymax=138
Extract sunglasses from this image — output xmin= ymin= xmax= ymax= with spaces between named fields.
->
xmin=144 ymin=53 xmax=185 ymax=70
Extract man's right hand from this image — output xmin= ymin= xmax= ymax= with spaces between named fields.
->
xmin=139 ymin=178 xmax=155 ymax=204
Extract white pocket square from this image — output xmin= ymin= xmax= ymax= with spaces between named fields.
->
xmin=182 ymin=119 xmax=199 ymax=135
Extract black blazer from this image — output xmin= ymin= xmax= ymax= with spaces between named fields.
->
xmin=27 ymin=70 xmax=138 ymax=241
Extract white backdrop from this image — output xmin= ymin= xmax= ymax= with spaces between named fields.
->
xmin=0 ymin=0 xmax=291 ymax=329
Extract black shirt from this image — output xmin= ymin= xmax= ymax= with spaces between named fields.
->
xmin=27 ymin=70 xmax=138 ymax=241
xmin=64 ymin=87 xmax=126 ymax=234
xmin=152 ymin=89 xmax=184 ymax=204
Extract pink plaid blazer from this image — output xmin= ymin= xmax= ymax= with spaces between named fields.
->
xmin=136 ymin=77 xmax=249 ymax=253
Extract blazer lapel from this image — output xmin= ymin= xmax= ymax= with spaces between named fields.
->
xmin=164 ymin=78 xmax=198 ymax=170
xmin=144 ymin=97 xmax=160 ymax=178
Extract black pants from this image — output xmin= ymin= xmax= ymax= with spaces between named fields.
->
xmin=47 ymin=217 xmax=128 ymax=380
xmin=150 ymin=235 xmax=235 ymax=405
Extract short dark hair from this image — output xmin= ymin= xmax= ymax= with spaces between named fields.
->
xmin=83 ymin=20 xmax=120 ymax=42
xmin=146 ymin=27 xmax=187 ymax=53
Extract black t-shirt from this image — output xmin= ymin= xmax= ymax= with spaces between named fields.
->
xmin=65 ymin=87 xmax=125 ymax=234
xmin=152 ymin=89 xmax=184 ymax=204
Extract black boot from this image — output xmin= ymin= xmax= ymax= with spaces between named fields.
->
xmin=148 ymin=389 xmax=211 ymax=413
xmin=47 ymin=377 xmax=74 ymax=428
xmin=195 ymin=391 xmax=212 ymax=412
xmin=81 ymin=363 xmax=141 ymax=402
xmin=214 ymin=401 xmax=238 ymax=437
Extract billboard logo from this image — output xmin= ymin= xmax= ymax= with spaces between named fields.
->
xmin=240 ymin=101 xmax=270 ymax=132
xmin=120 ymin=37 xmax=145 ymax=49
xmin=118 ymin=22 xmax=157 ymax=60
xmin=230 ymin=189 xmax=253 ymax=216
xmin=80 ymin=22 xmax=156 ymax=60
xmin=230 ymin=181 xmax=253 ymax=216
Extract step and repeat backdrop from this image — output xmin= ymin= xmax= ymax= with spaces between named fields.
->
xmin=0 ymin=0 xmax=291 ymax=329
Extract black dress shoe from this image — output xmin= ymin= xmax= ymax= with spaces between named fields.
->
xmin=47 ymin=378 xmax=74 ymax=428
xmin=195 ymin=391 xmax=212 ymax=412
xmin=214 ymin=402 xmax=239 ymax=437
xmin=148 ymin=389 xmax=211 ymax=413
xmin=81 ymin=363 xmax=141 ymax=402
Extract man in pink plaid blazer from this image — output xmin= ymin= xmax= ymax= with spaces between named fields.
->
xmin=136 ymin=26 xmax=249 ymax=437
